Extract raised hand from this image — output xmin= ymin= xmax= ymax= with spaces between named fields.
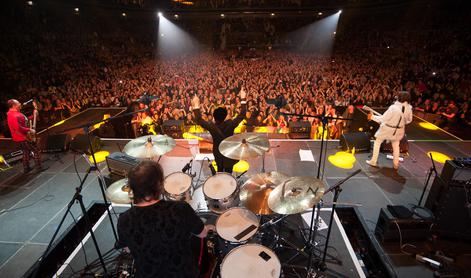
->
xmin=239 ymin=87 xmax=247 ymax=100
xmin=191 ymin=95 xmax=200 ymax=109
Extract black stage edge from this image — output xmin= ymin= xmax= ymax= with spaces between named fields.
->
xmin=23 ymin=202 xmax=108 ymax=278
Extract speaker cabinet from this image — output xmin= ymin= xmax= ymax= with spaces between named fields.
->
xmin=375 ymin=208 xmax=433 ymax=242
xmin=70 ymin=134 xmax=101 ymax=154
xmin=380 ymin=135 xmax=409 ymax=154
xmin=42 ymin=133 xmax=71 ymax=153
xmin=339 ymin=132 xmax=371 ymax=152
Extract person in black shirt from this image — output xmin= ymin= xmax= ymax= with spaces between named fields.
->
xmin=191 ymin=88 xmax=247 ymax=173
xmin=117 ymin=161 xmax=207 ymax=278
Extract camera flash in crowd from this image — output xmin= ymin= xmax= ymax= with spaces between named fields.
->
xmin=27 ymin=1 xmax=33 ymax=6
xmin=122 ymin=13 xmax=126 ymax=17
xmin=432 ymin=72 xmax=436 ymax=76
xmin=74 ymin=8 xmax=79 ymax=12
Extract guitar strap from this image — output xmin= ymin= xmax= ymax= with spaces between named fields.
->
xmin=392 ymin=106 xmax=405 ymax=136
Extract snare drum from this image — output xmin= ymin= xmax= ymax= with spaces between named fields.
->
xmin=203 ymin=173 xmax=239 ymax=213
xmin=220 ymin=244 xmax=281 ymax=278
xmin=163 ymin=172 xmax=192 ymax=201
xmin=216 ymin=207 xmax=259 ymax=244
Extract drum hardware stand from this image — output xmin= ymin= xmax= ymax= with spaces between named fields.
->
xmin=310 ymin=169 xmax=362 ymax=275
xmin=412 ymin=153 xmax=437 ymax=218
xmin=32 ymin=165 xmax=108 ymax=278
xmin=60 ymin=108 xmax=148 ymax=245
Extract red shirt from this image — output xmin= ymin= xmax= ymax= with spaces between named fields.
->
xmin=7 ymin=109 xmax=30 ymax=142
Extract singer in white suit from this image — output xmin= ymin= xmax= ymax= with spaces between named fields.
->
xmin=366 ymin=91 xmax=413 ymax=170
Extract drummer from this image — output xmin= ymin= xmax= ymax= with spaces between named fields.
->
xmin=117 ymin=160 xmax=208 ymax=278
xmin=191 ymin=87 xmax=247 ymax=173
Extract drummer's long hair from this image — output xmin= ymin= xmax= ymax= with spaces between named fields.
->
xmin=128 ymin=160 xmax=164 ymax=204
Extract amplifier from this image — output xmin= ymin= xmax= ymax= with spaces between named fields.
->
xmin=1 ymin=150 xmax=23 ymax=164
xmin=375 ymin=208 xmax=433 ymax=242
xmin=106 ymin=152 xmax=139 ymax=177
xmin=42 ymin=133 xmax=71 ymax=153
xmin=288 ymin=121 xmax=311 ymax=139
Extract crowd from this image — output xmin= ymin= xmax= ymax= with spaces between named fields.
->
xmin=1 ymin=2 xmax=470 ymax=139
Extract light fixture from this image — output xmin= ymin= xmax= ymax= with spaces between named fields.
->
xmin=387 ymin=45 xmax=390 ymax=49
xmin=74 ymin=7 xmax=79 ymax=12
xmin=333 ymin=31 xmax=336 ymax=35
xmin=339 ymin=10 xmax=342 ymax=14
xmin=220 ymin=13 xmax=225 ymax=18
xmin=122 ymin=12 xmax=127 ymax=17
xmin=432 ymin=72 xmax=436 ymax=76
xmin=270 ymin=13 xmax=275 ymax=17
xmin=174 ymin=14 xmax=179 ymax=18
xmin=158 ymin=12 xmax=163 ymax=17
xmin=27 ymin=1 xmax=33 ymax=6
xmin=318 ymin=12 xmax=323 ymax=16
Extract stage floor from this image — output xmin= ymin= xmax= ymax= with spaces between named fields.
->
xmin=0 ymin=136 xmax=470 ymax=277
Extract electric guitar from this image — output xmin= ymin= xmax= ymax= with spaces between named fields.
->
xmin=26 ymin=101 xmax=38 ymax=143
xmin=361 ymin=105 xmax=382 ymax=121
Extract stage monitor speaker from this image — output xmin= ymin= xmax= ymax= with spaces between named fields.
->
xmin=162 ymin=120 xmax=184 ymax=139
xmin=70 ymin=134 xmax=101 ymax=154
xmin=288 ymin=121 xmax=311 ymax=139
xmin=339 ymin=132 xmax=371 ymax=152
xmin=380 ymin=134 xmax=409 ymax=154
xmin=375 ymin=208 xmax=433 ymax=242
xmin=106 ymin=152 xmax=140 ymax=178
xmin=42 ymin=133 xmax=71 ymax=153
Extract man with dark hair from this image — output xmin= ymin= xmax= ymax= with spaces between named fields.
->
xmin=191 ymin=88 xmax=247 ymax=173
xmin=366 ymin=91 xmax=413 ymax=170
xmin=6 ymin=99 xmax=42 ymax=173
xmin=117 ymin=160 xmax=207 ymax=278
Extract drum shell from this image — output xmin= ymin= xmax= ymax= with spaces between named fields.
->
xmin=203 ymin=173 xmax=240 ymax=213
xmin=163 ymin=172 xmax=192 ymax=202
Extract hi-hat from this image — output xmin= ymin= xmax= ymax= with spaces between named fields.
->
xmin=240 ymin=171 xmax=289 ymax=215
xmin=268 ymin=177 xmax=325 ymax=214
xmin=124 ymin=135 xmax=175 ymax=159
xmin=106 ymin=179 xmax=132 ymax=204
xmin=219 ymin=133 xmax=269 ymax=160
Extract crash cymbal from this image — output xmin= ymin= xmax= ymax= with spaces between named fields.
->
xmin=106 ymin=179 xmax=132 ymax=204
xmin=240 ymin=171 xmax=289 ymax=215
xmin=123 ymin=135 xmax=176 ymax=159
xmin=268 ymin=177 xmax=325 ymax=215
xmin=219 ymin=133 xmax=269 ymax=160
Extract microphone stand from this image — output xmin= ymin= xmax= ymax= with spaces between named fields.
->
xmin=57 ymin=107 xmax=148 ymax=246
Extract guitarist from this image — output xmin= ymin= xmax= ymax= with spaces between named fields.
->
xmin=7 ymin=99 xmax=43 ymax=173
xmin=366 ymin=91 xmax=413 ymax=170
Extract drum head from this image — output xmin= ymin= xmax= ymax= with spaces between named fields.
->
xmin=164 ymin=172 xmax=192 ymax=195
xmin=216 ymin=207 xmax=259 ymax=242
xmin=221 ymin=244 xmax=281 ymax=278
xmin=203 ymin=173 xmax=237 ymax=199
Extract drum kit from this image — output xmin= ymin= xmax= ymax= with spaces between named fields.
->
xmin=106 ymin=133 xmax=331 ymax=277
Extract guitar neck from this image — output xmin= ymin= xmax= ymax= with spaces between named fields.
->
xmin=363 ymin=106 xmax=382 ymax=116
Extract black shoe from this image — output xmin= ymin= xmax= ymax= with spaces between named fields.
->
xmin=36 ymin=165 xmax=49 ymax=172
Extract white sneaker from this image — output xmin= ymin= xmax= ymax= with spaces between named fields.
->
xmin=366 ymin=160 xmax=378 ymax=167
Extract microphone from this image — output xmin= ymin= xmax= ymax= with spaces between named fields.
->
xmin=23 ymin=99 xmax=33 ymax=106
xmin=181 ymin=159 xmax=192 ymax=173
xmin=209 ymin=162 xmax=217 ymax=176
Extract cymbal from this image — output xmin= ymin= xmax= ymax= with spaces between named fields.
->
xmin=123 ymin=135 xmax=176 ymax=159
xmin=240 ymin=171 xmax=289 ymax=215
xmin=106 ymin=179 xmax=132 ymax=204
xmin=219 ymin=133 xmax=269 ymax=160
xmin=268 ymin=177 xmax=325 ymax=215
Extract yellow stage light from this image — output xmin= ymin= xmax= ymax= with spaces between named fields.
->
xmin=187 ymin=125 xmax=205 ymax=133
xmin=89 ymin=151 xmax=110 ymax=164
xmin=254 ymin=126 xmax=270 ymax=133
xmin=328 ymin=151 xmax=356 ymax=169
xmin=233 ymin=160 xmax=250 ymax=173
xmin=358 ymin=127 xmax=364 ymax=132
xmin=427 ymin=151 xmax=451 ymax=164
xmin=52 ymin=120 xmax=66 ymax=127
xmin=183 ymin=132 xmax=204 ymax=141
xmin=234 ymin=120 xmax=246 ymax=134
xmin=0 ymin=155 xmax=4 ymax=163
xmin=419 ymin=122 xmax=439 ymax=130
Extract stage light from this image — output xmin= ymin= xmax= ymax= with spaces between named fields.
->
xmin=74 ymin=7 xmax=79 ymax=12
xmin=122 ymin=12 xmax=127 ymax=17
xmin=318 ymin=12 xmax=323 ymax=16
xmin=174 ymin=14 xmax=179 ymax=19
xmin=27 ymin=1 xmax=33 ymax=6
xmin=328 ymin=151 xmax=356 ymax=169
xmin=220 ymin=13 xmax=225 ymax=18
xmin=270 ymin=13 xmax=275 ymax=17
xmin=432 ymin=72 xmax=436 ymax=76
xmin=339 ymin=10 xmax=342 ymax=14
xmin=158 ymin=12 xmax=163 ymax=17
xmin=387 ymin=45 xmax=390 ymax=49
xmin=333 ymin=31 xmax=336 ymax=35
xmin=427 ymin=151 xmax=452 ymax=164
xmin=89 ymin=151 xmax=110 ymax=164
xmin=233 ymin=160 xmax=250 ymax=173
xmin=419 ymin=122 xmax=439 ymax=130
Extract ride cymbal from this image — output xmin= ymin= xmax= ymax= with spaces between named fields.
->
xmin=240 ymin=171 xmax=289 ymax=215
xmin=106 ymin=179 xmax=132 ymax=204
xmin=268 ymin=177 xmax=325 ymax=215
xmin=123 ymin=135 xmax=176 ymax=159
xmin=219 ymin=133 xmax=269 ymax=160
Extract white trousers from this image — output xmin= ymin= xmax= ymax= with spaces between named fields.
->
xmin=370 ymin=137 xmax=401 ymax=168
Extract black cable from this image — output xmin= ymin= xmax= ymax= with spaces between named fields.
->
xmin=0 ymin=193 xmax=54 ymax=215
xmin=73 ymin=152 xmax=82 ymax=184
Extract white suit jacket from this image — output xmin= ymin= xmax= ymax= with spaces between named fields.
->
xmin=372 ymin=101 xmax=413 ymax=141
